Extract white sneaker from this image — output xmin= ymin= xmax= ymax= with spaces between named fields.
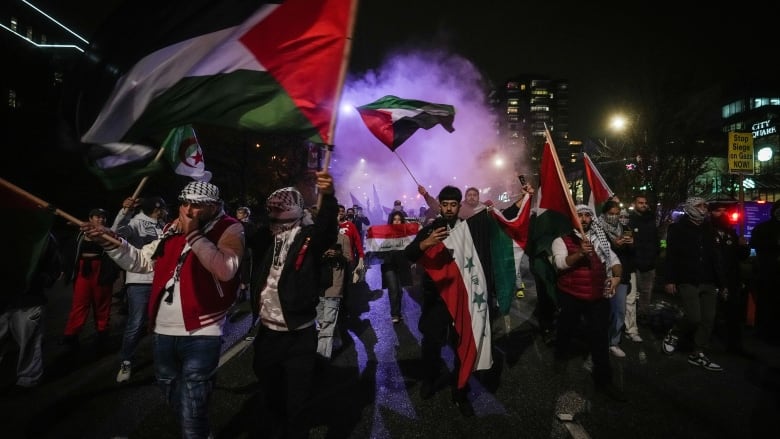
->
xmin=609 ymin=345 xmax=627 ymax=358
xmin=116 ymin=361 xmax=132 ymax=383
xmin=626 ymin=333 xmax=643 ymax=343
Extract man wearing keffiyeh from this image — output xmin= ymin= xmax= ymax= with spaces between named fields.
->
xmin=550 ymin=204 xmax=626 ymax=401
xmin=247 ymin=171 xmax=338 ymax=439
xmin=662 ymin=196 xmax=726 ymax=372
xmin=80 ymin=180 xmax=244 ymax=438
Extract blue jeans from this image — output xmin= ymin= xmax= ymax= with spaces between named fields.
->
xmin=609 ymin=283 xmax=629 ymax=346
xmin=153 ymin=334 xmax=221 ymax=439
xmin=119 ymin=284 xmax=151 ymax=363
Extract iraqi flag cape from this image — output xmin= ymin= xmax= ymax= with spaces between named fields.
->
xmin=418 ymin=206 xmax=530 ymax=389
xmin=71 ymin=0 xmax=355 ymax=149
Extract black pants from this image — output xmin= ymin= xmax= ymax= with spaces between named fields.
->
xmin=252 ymin=324 xmax=317 ymax=439
xmin=555 ymin=293 xmax=611 ymax=386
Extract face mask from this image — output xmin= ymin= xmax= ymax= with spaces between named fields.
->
xmin=604 ymin=214 xmax=620 ymax=225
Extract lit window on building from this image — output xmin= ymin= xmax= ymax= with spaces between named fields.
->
xmin=11 ymin=17 xmax=18 ymax=31
xmin=508 ymin=98 xmax=519 ymax=106
xmin=507 ymin=107 xmax=519 ymax=114
xmin=27 ymin=27 xmax=33 ymax=39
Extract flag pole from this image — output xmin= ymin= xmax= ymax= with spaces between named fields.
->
xmin=393 ymin=151 xmax=421 ymax=186
xmin=0 ymin=177 xmax=122 ymax=246
xmin=544 ymin=127 xmax=585 ymax=236
xmin=123 ymin=146 xmax=167 ymax=214
xmin=317 ymin=0 xmax=359 ymax=209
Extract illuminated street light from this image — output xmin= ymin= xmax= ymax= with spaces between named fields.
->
xmin=757 ymin=146 xmax=773 ymax=162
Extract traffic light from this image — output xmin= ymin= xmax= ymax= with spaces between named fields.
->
xmin=727 ymin=210 xmax=740 ymax=224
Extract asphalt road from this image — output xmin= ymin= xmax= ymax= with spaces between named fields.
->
xmin=1 ymin=261 xmax=779 ymax=439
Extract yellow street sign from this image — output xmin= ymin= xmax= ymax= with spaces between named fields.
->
xmin=728 ymin=132 xmax=754 ymax=174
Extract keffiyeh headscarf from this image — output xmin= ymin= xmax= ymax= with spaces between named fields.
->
xmin=267 ymin=187 xmax=312 ymax=234
xmin=576 ymin=204 xmax=612 ymax=272
xmin=598 ymin=208 xmax=623 ymax=240
xmin=178 ymin=181 xmax=220 ymax=204
xmin=683 ymin=196 xmax=707 ymax=224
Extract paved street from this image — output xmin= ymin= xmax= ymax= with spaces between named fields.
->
xmin=1 ymin=260 xmax=778 ymax=439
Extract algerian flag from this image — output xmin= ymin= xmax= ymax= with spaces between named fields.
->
xmin=86 ymin=125 xmax=209 ymax=189
xmin=161 ymin=125 xmax=211 ymax=182
xmin=583 ymin=152 xmax=614 ymax=213
xmin=356 ymin=95 xmax=456 ymax=151
xmin=365 ymin=223 xmax=420 ymax=253
xmin=79 ymin=0 xmax=355 ymax=147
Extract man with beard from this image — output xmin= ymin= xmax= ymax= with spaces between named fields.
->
xmin=626 ymin=195 xmax=659 ymax=338
xmin=551 ymin=205 xmax=626 ymax=402
xmin=404 ymin=185 xmax=475 ymax=417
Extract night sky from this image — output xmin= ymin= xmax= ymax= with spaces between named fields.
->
xmin=11 ymin=0 xmax=779 ymax=214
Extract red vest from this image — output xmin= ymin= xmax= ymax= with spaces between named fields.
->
xmin=149 ymin=216 xmax=240 ymax=331
xmin=556 ymin=235 xmax=606 ymax=301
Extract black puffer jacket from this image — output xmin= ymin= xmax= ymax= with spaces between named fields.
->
xmin=628 ymin=210 xmax=660 ymax=272
xmin=664 ymin=216 xmax=725 ymax=288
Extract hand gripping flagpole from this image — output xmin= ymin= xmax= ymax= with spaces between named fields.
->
xmin=317 ymin=0 xmax=359 ymax=210
xmin=122 ymin=145 xmax=167 ymax=215
xmin=0 ymin=177 xmax=122 ymax=246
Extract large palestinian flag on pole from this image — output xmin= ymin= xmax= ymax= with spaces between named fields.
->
xmin=70 ymin=0 xmax=355 ymax=150
xmin=356 ymin=95 xmax=456 ymax=151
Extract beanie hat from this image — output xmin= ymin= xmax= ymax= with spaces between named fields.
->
xmin=266 ymin=187 xmax=304 ymax=221
xmin=178 ymin=181 xmax=220 ymax=204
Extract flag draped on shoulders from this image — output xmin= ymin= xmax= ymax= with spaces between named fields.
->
xmin=77 ymin=0 xmax=355 ymax=147
xmin=583 ymin=152 xmax=614 ymax=212
xmin=418 ymin=210 xmax=495 ymax=389
xmin=365 ymin=223 xmax=420 ymax=253
xmin=356 ymin=95 xmax=456 ymax=151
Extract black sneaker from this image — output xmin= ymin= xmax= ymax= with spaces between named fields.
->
xmin=688 ymin=352 xmax=723 ymax=371
xmin=662 ymin=330 xmax=678 ymax=355
xmin=452 ymin=388 xmax=475 ymax=417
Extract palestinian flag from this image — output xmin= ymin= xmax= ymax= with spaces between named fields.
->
xmin=87 ymin=125 xmax=211 ymax=189
xmin=75 ymin=0 xmax=355 ymax=148
xmin=535 ymin=131 xmax=580 ymax=231
xmin=365 ymin=223 xmax=420 ymax=253
xmin=583 ymin=152 xmax=614 ymax=212
xmin=418 ymin=210 xmax=496 ymax=389
xmin=489 ymin=195 xmax=532 ymax=315
xmin=356 ymin=95 xmax=456 ymax=151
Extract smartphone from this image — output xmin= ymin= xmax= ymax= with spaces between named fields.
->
xmin=518 ymin=175 xmax=526 ymax=186
xmin=622 ymin=229 xmax=633 ymax=238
